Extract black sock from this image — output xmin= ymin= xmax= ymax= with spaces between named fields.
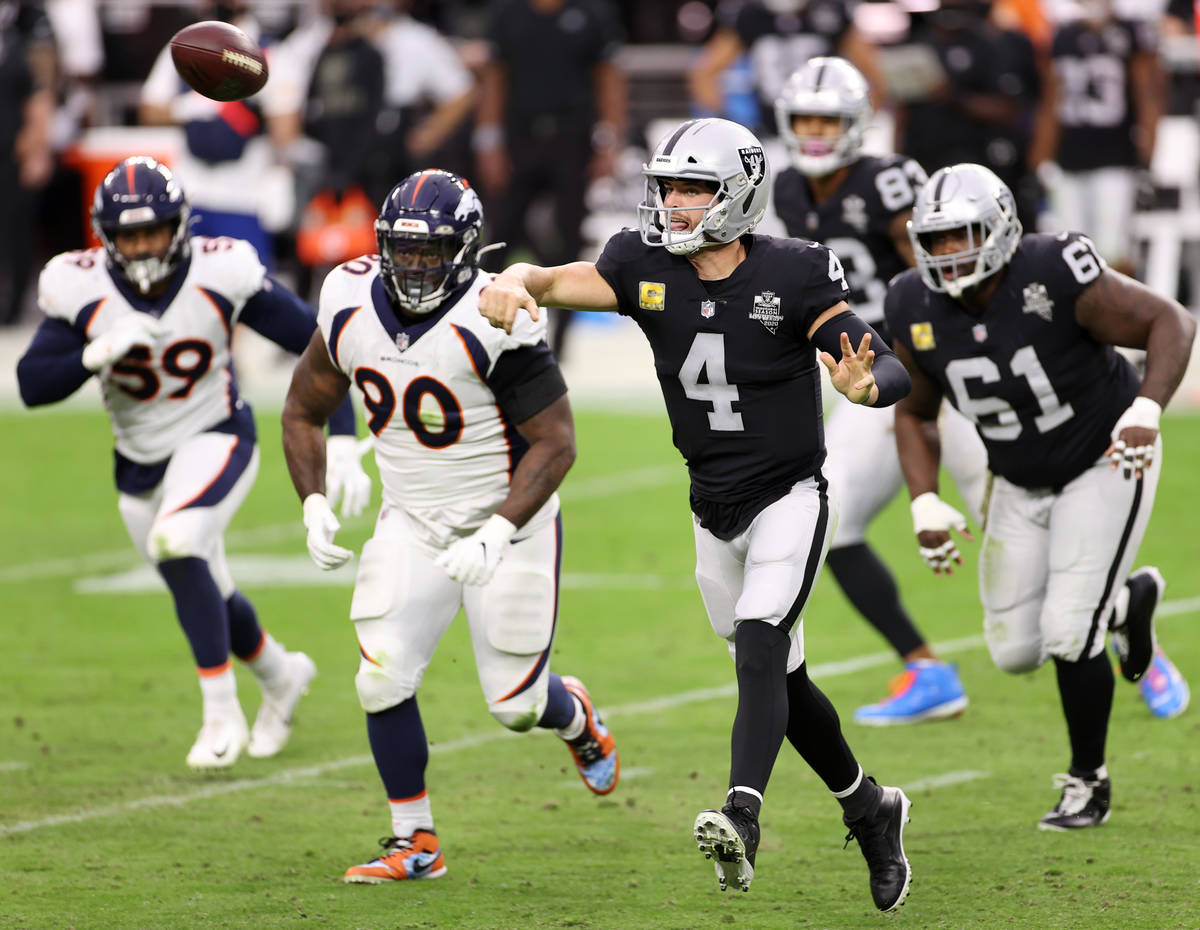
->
xmin=226 ymin=590 xmax=265 ymax=660
xmin=536 ymin=673 xmax=577 ymax=730
xmin=366 ymin=698 xmax=429 ymax=799
xmin=785 ymin=662 xmax=861 ymax=793
xmin=728 ymin=620 xmax=791 ymax=816
xmin=838 ymin=774 xmax=883 ymax=823
xmin=826 ymin=544 xmax=925 ymax=658
xmin=1053 ymin=653 xmax=1114 ymax=776
xmin=158 ymin=556 xmax=230 ymax=668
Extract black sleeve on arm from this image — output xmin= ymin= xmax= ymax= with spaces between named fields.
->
xmin=16 ymin=317 xmax=92 ymax=406
xmin=810 ymin=310 xmax=911 ymax=408
xmin=238 ymin=276 xmax=318 ymax=354
xmin=488 ymin=342 xmax=568 ymax=425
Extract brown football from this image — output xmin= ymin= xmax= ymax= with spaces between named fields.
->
xmin=169 ymin=21 xmax=268 ymax=102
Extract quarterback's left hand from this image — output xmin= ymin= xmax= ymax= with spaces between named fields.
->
xmin=820 ymin=332 xmax=878 ymax=406
xmin=1105 ymin=396 xmax=1160 ymax=480
xmin=434 ymin=514 xmax=517 ymax=585
xmin=325 ymin=434 xmax=373 ymax=518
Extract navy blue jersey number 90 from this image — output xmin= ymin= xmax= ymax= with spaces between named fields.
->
xmin=355 ymin=369 xmax=464 ymax=447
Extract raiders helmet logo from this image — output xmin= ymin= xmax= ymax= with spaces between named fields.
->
xmin=738 ymin=146 xmax=766 ymax=188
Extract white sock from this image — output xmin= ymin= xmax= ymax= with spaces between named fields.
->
xmin=554 ymin=696 xmax=586 ymax=740
xmin=198 ymin=666 xmax=240 ymax=720
xmin=244 ymin=632 xmax=289 ymax=690
xmin=389 ymin=791 xmax=435 ymax=838
xmin=1109 ymin=586 xmax=1131 ymax=630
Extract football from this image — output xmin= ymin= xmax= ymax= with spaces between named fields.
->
xmin=169 ymin=21 xmax=268 ymax=102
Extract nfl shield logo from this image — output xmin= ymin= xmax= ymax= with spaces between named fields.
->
xmin=700 ymin=299 xmax=716 ymax=318
xmin=972 ymin=324 xmax=988 ymax=343
xmin=395 ymin=331 xmax=410 ymax=352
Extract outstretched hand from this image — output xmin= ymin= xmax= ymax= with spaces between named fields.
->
xmin=819 ymin=332 xmax=878 ymax=405
xmin=478 ymin=274 xmax=540 ymax=334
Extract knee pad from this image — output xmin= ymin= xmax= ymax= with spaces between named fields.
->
xmin=489 ymin=681 xmax=548 ymax=732
xmin=354 ymin=656 xmax=418 ymax=714
xmin=148 ymin=514 xmax=207 ymax=561
xmin=985 ymin=630 xmax=1043 ymax=674
xmin=489 ymin=705 xmax=541 ymax=732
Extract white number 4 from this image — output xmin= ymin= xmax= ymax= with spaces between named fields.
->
xmin=679 ymin=333 xmax=744 ymax=431
xmin=828 ymin=249 xmax=847 ymax=290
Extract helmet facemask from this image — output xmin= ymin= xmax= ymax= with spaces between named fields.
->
xmin=94 ymin=209 xmax=191 ymax=295
xmin=376 ymin=221 xmax=478 ymax=316
xmin=775 ymin=57 xmax=871 ymax=177
xmin=638 ymin=175 xmax=729 ymax=256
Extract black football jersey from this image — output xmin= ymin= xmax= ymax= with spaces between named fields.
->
xmin=1052 ymin=18 xmax=1157 ymax=171
xmin=774 ymin=154 xmax=927 ymax=341
xmin=885 ymin=232 xmax=1140 ymax=489
xmin=596 ymin=231 xmax=849 ymax=515
xmin=725 ymin=0 xmax=851 ymax=120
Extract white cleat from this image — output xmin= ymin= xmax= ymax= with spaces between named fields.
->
xmin=186 ymin=711 xmax=250 ymax=771
xmin=248 ymin=652 xmax=317 ymax=758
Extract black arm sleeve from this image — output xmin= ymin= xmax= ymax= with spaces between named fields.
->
xmin=488 ymin=341 xmax=568 ymax=425
xmin=16 ymin=317 xmax=93 ymax=407
xmin=238 ymin=276 xmax=318 ymax=354
xmin=810 ymin=310 xmax=911 ymax=408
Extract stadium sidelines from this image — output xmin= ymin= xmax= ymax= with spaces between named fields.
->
xmin=0 ymin=633 xmax=993 ymax=838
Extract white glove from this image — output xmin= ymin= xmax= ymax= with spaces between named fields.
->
xmin=81 ymin=312 xmax=164 ymax=371
xmin=1108 ymin=396 xmax=1161 ymax=480
xmin=325 ymin=434 xmax=372 ymax=518
xmin=434 ymin=514 xmax=517 ymax=586
xmin=911 ymin=492 xmax=970 ymax=574
xmin=302 ymin=493 xmax=354 ymax=570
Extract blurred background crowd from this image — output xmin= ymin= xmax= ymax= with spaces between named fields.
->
xmin=2 ymin=0 xmax=1199 ymax=362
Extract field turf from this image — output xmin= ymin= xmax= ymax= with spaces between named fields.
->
xmin=2 ymin=406 xmax=1198 ymax=929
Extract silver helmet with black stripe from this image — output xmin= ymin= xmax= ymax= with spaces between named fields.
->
xmin=637 ymin=118 xmax=770 ymax=256
xmin=909 ymin=163 xmax=1022 ymax=298
xmin=775 ymin=56 xmax=872 ymax=177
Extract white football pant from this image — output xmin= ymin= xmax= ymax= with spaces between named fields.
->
xmin=350 ymin=504 xmax=561 ymax=732
xmin=979 ymin=437 xmax=1161 ymax=672
xmin=693 ymin=476 xmax=837 ymax=673
xmin=117 ymin=431 xmax=260 ymax=599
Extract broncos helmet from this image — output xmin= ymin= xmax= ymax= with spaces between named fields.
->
xmin=375 ymin=169 xmax=483 ymax=315
xmin=91 ymin=156 xmax=191 ymax=294
xmin=775 ymin=57 xmax=872 ymax=177
xmin=638 ymin=118 xmax=770 ymax=257
xmin=908 ymin=163 xmax=1023 ymax=298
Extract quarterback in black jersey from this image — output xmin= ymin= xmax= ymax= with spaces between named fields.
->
xmin=886 ymin=163 xmax=1194 ymax=830
xmin=774 ymin=56 xmax=988 ymax=727
xmin=481 ymin=118 xmax=914 ymax=911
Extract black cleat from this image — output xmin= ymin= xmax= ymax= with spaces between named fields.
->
xmin=694 ymin=803 xmax=759 ymax=893
xmin=1110 ymin=567 xmax=1164 ymax=682
xmin=843 ymin=781 xmax=913 ymax=912
xmin=1038 ymin=773 xmax=1111 ymax=831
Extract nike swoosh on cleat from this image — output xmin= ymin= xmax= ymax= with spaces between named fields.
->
xmin=406 ymin=851 xmax=441 ymax=877
xmin=212 ymin=743 xmax=229 ymax=758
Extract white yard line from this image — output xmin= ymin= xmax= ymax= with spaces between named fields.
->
xmin=0 ymin=635 xmax=988 ymax=837
xmin=0 ymin=466 xmax=683 ymax=585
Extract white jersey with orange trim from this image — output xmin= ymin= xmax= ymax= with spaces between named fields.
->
xmin=36 ymin=236 xmax=267 ymax=464
xmin=316 ymin=255 xmax=558 ymax=551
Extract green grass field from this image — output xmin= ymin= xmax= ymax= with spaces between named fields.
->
xmin=2 ymin=405 xmax=1198 ymax=930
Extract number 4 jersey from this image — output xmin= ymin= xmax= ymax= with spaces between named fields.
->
xmin=885 ymin=232 xmax=1140 ymax=489
xmin=316 ymin=257 xmax=563 ymax=549
xmin=595 ymin=230 xmax=848 ymax=525
xmin=36 ymin=237 xmax=268 ymax=464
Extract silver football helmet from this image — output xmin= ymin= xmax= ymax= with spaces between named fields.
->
xmin=775 ymin=57 xmax=872 ymax=177
xmin=638 ymin=118 xmax=770 ymax=256
xmin=908 ymin=164 xmax=1022 ymax=298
